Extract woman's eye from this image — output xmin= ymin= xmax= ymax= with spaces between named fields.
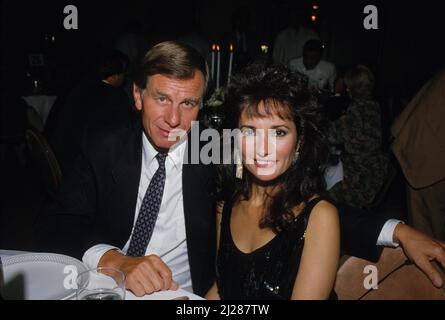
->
xmin=277 ymin=130 xmax=287 ymax=137
xmin=271 ymin=130 xmax=287 ymax=137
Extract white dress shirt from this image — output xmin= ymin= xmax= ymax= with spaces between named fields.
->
xmin=289 ymin=57 xmax=337 ymax=93
xmin=273 ymin=26 xmax=320 ymax=66
xmin=378 ymin=219 xmax=402 ymax=247
xmin=83 ymin=133 xmax=192 ymax=289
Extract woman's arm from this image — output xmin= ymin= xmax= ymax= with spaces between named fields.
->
xmin=291 ymin=200 xmax=340 ymax=300
xmin=205 ymin=202 xmax=224 ymax=300
xmin=205 ymin=282 xmax=220 ymax=300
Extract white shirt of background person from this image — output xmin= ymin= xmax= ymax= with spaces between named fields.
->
xmin=289 ymin=57 xmax=337 ymax=94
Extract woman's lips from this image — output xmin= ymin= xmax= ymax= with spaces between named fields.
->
xmin=254 ymin=159 xmax=277 ymax=168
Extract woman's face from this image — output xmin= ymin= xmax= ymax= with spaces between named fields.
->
xmin=238 ymin=102 xmax=298 ymax=182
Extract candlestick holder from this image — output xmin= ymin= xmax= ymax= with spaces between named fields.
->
xmin=203 ymin=87 xmax=227 ymax=131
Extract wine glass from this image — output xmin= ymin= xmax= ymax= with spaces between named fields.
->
xmin=76 ymin=267 xmax=126 ymax=300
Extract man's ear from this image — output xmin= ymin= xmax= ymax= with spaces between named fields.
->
xmin=133 ymin=83 xmax=143 ymax=111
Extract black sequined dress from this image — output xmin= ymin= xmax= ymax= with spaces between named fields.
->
xmin=216 ymin=196 xmax=337 ymax=300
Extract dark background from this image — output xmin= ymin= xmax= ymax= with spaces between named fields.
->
xmin=2 ymin=0 xmax=444 ymax=93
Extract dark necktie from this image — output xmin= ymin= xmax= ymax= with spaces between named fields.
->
xmin=127 ymin=153 xmax=168 ymax=257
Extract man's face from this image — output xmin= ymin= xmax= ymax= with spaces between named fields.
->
xmin=133 ymin=72 xmax=205 ymax=151
xmin=303 ymin=50 xmax=322 ymax=70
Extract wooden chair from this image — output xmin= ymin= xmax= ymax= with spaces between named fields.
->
xmin=25 ymin=127 xmax=62 ymax=197
xmin=335 ymin=247 xmax=445 ymax=300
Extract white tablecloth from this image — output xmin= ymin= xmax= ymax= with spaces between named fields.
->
xmin=0 ymin=250 xmax=203 ymax=300
xmin=0 ymin=250 xmax=26 ymax=258
xmin=22 ymin=95 xmax=57 ymax=125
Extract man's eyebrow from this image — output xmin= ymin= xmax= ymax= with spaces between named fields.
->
xmin=154 ymin=90 xmax=172 ymax=99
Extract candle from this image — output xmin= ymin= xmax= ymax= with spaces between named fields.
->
xmin=227 ymin=44 xmax=234 ymax=87
xmin=261 ymin=44 xmax=269 ymax=54
xmin=216 ymin=45 xmax=221 ymax=90
xmin=211 ymin=44 xmax=216 ymax=81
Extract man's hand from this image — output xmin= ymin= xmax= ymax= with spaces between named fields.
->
xmin=99 ymin=250 xmax=178 ymax=297
xmin=394 ymin=223 xmax=445 ymax=288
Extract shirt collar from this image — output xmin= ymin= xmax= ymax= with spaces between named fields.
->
xmin=142 ymin=132 xmax=187 ymax=171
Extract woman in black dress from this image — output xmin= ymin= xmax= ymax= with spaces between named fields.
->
xmin=205 ymin=63 xmax=340 ymax=300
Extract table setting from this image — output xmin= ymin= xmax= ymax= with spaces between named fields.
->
xmin=0 ymin=250 xmax=203 ymax=300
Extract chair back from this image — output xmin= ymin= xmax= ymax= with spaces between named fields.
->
xmin=25 ymin=127 xmax=62 ymax=196
xmin=335 ymin=247 xmax=445 ymax=300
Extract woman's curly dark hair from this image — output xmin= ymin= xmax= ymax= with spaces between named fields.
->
xmin=217 ymin=61 xmax=330 ymax=233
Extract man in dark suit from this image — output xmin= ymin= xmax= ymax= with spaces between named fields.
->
xmin=38 ymin=42 xmax=215 ymax=297
xmin=37 ymin=41 xmax=445 ymax=298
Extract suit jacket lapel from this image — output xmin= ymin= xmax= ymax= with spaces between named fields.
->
xmin=108 ymin=120 xmax=143 ymax=246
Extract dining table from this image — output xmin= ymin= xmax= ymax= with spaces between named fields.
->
xmin=0 ymin=249 xmax=204 ymax=300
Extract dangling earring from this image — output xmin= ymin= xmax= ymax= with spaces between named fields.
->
xmin=236 ymin=163 xmax=243 ymax=180
xmin=235 ymin=152 xmax=243 ymax=179
xmin=292 ymin=150 xmax=300 ymax=165
xmin=293 ymin=141 xmax=302 ymax=165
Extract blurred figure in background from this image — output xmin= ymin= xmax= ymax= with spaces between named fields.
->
xmin=273 ymin=9 xmax=319 ymax=67
xmin=289 ymin=40 xmax=336 ymax=95
xmin=0 ymin=92 xmax=27 ymax=165
xmin=328 ymin=65 xmax=389 ymax=209
xmin=49 ymin=48 xmax=133 ymax=175
xmin=177 ymin=17 xmax=211 ymax=69
xmin=225 ymin=6 xmax=261 ymax=72
xmin=115 ymin=21 xmax=144 ymax=104
xmin=115 ymin=21 xmax=143 ymax=68
xmin=0 ymin=68 xmax=29 ymax=166
xmin=392 ymin=69 xmax=445 ymax=241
